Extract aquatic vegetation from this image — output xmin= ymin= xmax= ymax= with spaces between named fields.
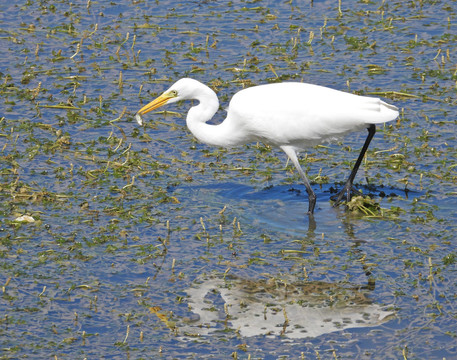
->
xmin=0 ymin=0 xmax=456 ymax=359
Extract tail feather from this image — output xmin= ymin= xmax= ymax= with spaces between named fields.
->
xmin=367 ymin=100 xmax=399 ymax=124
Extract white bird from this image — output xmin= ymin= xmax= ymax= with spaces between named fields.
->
xmin=135 ymin=78 xmax=398 ymax=214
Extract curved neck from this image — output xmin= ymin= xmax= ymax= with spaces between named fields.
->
xmin=185 ymin=86 xmax=242 ymax=147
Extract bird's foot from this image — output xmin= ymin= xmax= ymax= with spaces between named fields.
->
xmin=331 ymin=183 xmax=362 ymax=207
xmin=306 ymin=192 xmax=317 ymax=214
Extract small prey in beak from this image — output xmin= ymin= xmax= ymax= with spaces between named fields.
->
xmin=135 ymin=91 xmax=178 ymax=125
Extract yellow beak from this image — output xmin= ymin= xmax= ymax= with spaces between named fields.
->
xmin=137 ymin=93 xmax=173 ymax=116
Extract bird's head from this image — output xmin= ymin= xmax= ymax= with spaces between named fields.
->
xmin=135 ymin=78 xmax=204 ymax=125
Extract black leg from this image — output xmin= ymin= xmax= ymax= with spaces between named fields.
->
xmin=332 ymin=124 xmax=376 ymax=206
xmin=306 ymin=188 xmax=316 ymax=215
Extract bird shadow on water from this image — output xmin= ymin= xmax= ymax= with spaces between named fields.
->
xmin=191 ymin=181 xmax=411 ymax=234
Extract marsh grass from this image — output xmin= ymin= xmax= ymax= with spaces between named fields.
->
xmin=0 ymin=0 xmax=456 ymax=359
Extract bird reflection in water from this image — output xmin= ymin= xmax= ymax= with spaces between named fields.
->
xmin=180 ymin=274 xmax=394 ymax=339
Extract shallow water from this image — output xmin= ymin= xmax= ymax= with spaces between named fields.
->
xmin=1 ymin=1 xmax=456 ymax=359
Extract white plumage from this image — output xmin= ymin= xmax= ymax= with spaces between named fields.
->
xmin=136 ymin=78 xmax=398 ymax=214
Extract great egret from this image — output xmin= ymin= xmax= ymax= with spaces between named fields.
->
xmin=135 ymin=78 xmax=398 ymax=214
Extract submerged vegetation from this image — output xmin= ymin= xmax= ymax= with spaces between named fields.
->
xmin=0 ymin=0 xmax=456 ymax=359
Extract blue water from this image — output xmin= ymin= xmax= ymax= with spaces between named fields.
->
xmin=0 ymin=0 xmax=456 ymax=359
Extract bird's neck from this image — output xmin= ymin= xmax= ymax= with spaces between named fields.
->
xmin=185 ymin=89 xmax=242 ymax=148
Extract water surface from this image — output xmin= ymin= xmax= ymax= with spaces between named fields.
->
xmin=0 ymin=1 xmax=456 ymax=359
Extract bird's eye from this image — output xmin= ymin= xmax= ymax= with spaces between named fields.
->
xmin=169 ymin=90 xmax=178 ymax=97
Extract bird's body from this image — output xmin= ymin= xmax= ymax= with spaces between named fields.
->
xmin=136 ymin=78 xmax=399 ymax=214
